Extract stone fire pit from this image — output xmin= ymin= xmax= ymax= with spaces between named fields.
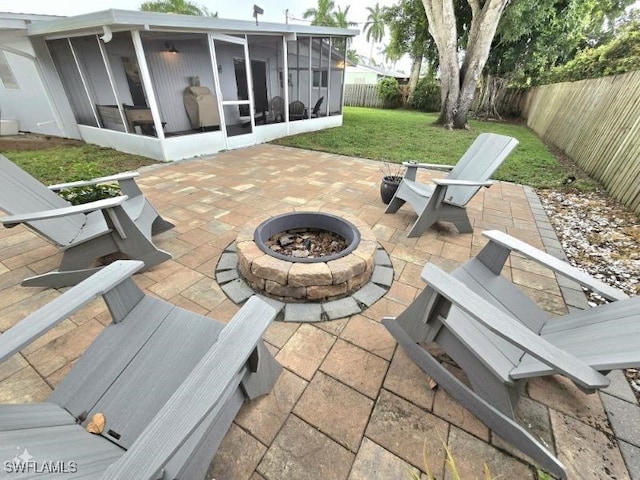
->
xmin=239 ymin=211 xmax=375 ymax=302
xmin=215 ymin=209 xmax=394 ymax=322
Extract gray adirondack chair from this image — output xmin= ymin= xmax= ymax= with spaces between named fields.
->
xmin=385 ymin=133 xmax=519 ymax=236
xmin=383 ymin=230 xmax=638 ymax=480
xmin=0 ymin=154 xmax=174 ymax=287
xmin=0 ymin=260 xmax=281 ymax=479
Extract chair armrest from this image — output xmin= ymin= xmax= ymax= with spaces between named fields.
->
xmin=403 ymin=162 xmax=454 ymax=182
xmin=102 ymin=296 xmax=278 ymax=480
xmin=420 ymin=262 xmax=610 ymax=389
xmin=0 ymin=196 xmax=128 ymax=227
xmin=402 ymin=162 xmax=454 ymax=171
xmin=432 ymin=179 xmax=493 ymax=187
xmin=48 ymin=172 xmax=139 ymax=191
xmin=0 ymin=261 xmax=144 ymax=364
xmin=482 ymin=230 xmax=627 ymax=301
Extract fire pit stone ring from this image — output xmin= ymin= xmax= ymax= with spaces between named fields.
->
xmin=215 ymin=209 xmax=394 ymax=322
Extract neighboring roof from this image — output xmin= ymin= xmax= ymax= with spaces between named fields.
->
xmin=346 ymin=63 xmax=408 ymax=79
xmin=0 ymin=12 xmax=62 ymax=30
xmin=23 ymin=9 xmax=359 ymax=38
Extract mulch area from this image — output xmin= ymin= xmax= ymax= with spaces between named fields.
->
xmin=537 ymin=187 xmax=640 ymax=400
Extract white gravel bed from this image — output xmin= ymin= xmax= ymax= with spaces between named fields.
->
xmin=538 ymin=188 xmax=640 ymax=399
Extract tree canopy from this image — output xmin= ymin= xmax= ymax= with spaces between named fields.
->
xmin=384 ymin=0 xmax=436 ymax=97
xmin=303 ymin=0 xmax=338 ymax=27
xmin=542 ymin=18 xmax=640 ymax=84
xmin=139 ymin=0 xmax=216 ymax=16
xmin=364 ymin=3 xmax=386 ymax=62
xmin=422 ymin=0 xmax=511 ymax=128
xmin=386 ymin=0 xmax=637 ymax=125
xmin=485 ymin=0 xmax=636 ymax=85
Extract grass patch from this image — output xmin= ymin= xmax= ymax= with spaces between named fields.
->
xmin=273 ymin=107 xmax=592 ymax=189
xmin=2 ymin=108 xmax=596 ymax=191
xmin=2 ymin=144 xmax=157 ymax=185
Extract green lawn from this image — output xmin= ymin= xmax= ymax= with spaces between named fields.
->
xmin=2 ymin=107 xmax=592 ymax=190
xmin=273 ymin=107 xmax=590 ymax=189
xmin=2 ymin=143 xmax=157 ymax=185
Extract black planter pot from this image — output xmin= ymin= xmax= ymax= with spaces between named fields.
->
xmin=380 ymin=175 xmax=402 ymax=204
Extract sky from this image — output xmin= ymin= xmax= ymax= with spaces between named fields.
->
xmin=0 ymin=0 xmax=409 ymax=71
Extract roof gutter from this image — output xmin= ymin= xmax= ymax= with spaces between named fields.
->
xmin=26 ymin=9 xmax=359 ymax=38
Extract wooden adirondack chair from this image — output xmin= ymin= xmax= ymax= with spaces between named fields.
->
xmin=385 ymin=133 xmax=519 ymax=236
xmin=269 ymin=96 xmax=285 ymax=123
xmin=310 ymin=96 xmax=324 ymax=117
xmin=0 ymin=260 xmax=281 ymax=479
xmin=288 ymin=100 xmax=305 ymax=121
xmin=384 ymin=230 xmax=638 ymax=479
xmin=0 ymin=154 xmax=174 ymax=287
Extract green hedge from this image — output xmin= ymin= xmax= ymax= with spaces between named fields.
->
xmin=410 ymin=76 xmax=441 ymax=112
xmin=540 ymin=21 xmax=640 ymax=84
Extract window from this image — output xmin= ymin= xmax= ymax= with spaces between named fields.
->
xmin=312 ymin=70 xmax=328 ymax=88
xmin=0 ymin=51 xmax=18 ymax=89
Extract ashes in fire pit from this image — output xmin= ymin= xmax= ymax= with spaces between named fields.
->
xmin=254 ymin=211 xmax=360 ymax=264
xmin=267 ymin=228 xmax=348 ymax=259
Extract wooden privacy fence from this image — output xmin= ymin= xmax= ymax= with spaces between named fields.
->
xmin=521 ymin=70 xmax=640 ymax=215
xmin=344 ymin=84 xmax=383 ymax=108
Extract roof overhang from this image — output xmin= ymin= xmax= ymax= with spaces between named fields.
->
xmin=26 ymin=9 xmax=359 ymax=39
xmin=0 ymin=12 xmax=62 ymax=31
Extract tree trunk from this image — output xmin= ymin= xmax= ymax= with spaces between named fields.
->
xmin=474 ymin=74 xmax=509 ymax=120
xmin=422 ymin=0 xmax=459 ymax=128
xmin=422 ymin=0 xmax=510 ymax=129
xmin=407 ymin=54 xmax=423 ymax=103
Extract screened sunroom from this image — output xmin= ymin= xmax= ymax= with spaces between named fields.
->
xmin=25 ymin=10 xmax=356 ymax=161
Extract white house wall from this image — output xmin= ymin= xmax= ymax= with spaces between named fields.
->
xmin=288 ymin=114 xmax=342 ymax=136
xmin=215 ymin=40 xmax=248 ymax=126
xmin=72 ymin=37 xmax=119 ymax=107
xmin=345 ymin=69 xmax=378 ymax=85
xmin=0 ymin=32 xmax=68 ymax=137
xmin=47 ymin=38 xmax=98 ymax=127
xmin=79 ymin=124 xmax=166 ymax=160
xmin=102 ymin=33 xmax=139 ymax=107
xmin=144 ymin=36 xmax=215 ymax=133
xmin=247 ymin=37 xmax=283 ymax=102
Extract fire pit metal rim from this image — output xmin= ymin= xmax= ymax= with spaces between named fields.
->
xmin=253 ymin=211 xmax=361 ymax=264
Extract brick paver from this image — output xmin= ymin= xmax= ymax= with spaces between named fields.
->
xmin=0 ymin=144 xmax=636 ymax=479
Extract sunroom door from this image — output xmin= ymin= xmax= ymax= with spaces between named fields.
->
xmin=210 ymin=34 xmax=256 ymax=150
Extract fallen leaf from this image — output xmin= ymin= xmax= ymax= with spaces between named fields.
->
xmin=86 ymin=413 xmax=106 ymax=434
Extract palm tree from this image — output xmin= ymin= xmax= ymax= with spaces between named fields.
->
xmin=333 ymin=5 xmax=357 ymax=29
xmin=303 ymin=0 xmax=337 ymax=27
xmin=139 ymin=0 xmax=210 ymax=16
xmin=364 ymin=3 xmax=386 ymax=63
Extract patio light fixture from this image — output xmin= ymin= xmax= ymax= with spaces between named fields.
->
xmin=253 ymin=4 xmax=263 ymax=25
xmin=164 ymin=42 xmax=179 ymax=54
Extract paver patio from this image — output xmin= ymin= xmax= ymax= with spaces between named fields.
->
xmin=0 ymin=144 xmax=638 ymax=479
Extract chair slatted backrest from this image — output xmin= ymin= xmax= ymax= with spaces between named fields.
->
xmin=270 ymin=96 xmax=285 ymax=120
xmin=312 ymin=96 xmax=324 ymax=115
xmin=289 ymin=100 xmax=305 ymax=119
xmin=445 ymin=133 xmax=519 ymax=207
xmin=0 ymin=154 xmax=86 ymax=246
xmin=49 ymin=295 xmax=225 ymax=450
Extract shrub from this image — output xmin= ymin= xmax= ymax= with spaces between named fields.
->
xmin=376 ymin=77 xmax=402 ymax=108
xmin=411 ymin=76 xmax=441 ymax=112
xmin=58 ymin=161 xmax=121 ymax=205
xmin=540 ymin=20 xmax=640 ymax=84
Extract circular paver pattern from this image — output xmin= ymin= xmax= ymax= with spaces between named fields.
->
xmin=215 ymin=209 xmax=393 ymax=322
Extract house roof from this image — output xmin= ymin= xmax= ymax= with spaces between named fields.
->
xmin=0 ymin=12 xmax=61 ymax=31
xmin=346 ymin=63 xmax=408 ymax=79
xmin=23 ymin=9 xmax=359 ymax=38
